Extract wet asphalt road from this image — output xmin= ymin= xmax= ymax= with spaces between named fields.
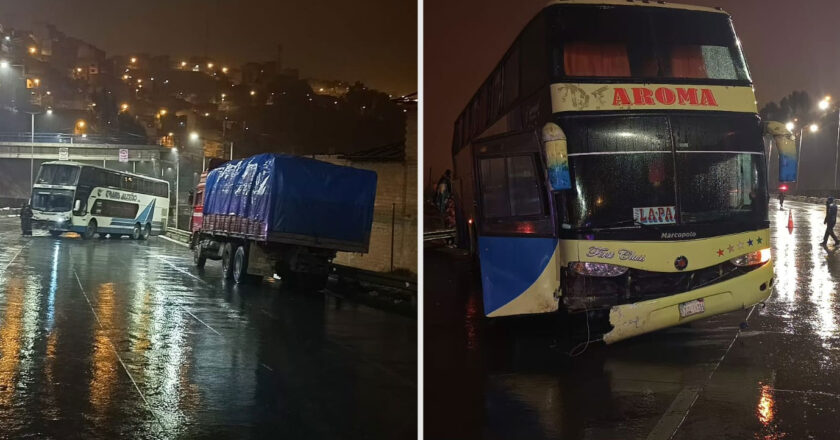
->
xmin=0 ymin=217 xmax=416 ymax=439
xmin=425 ymin=200 xmax=840 ymax=440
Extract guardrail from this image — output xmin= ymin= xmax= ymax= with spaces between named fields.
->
xmin=164 ymin=228 xmax=192 ymax=244
xmin=423 ymin=228 xmax=456 ymax=242
xmin=0 ymin=132 xmax=152 ymax=145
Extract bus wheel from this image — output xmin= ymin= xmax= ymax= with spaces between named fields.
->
xmin=82 ymin=220 xmax=97 ymax=240
xmin=233 ymin=245 xmax=259 ymax=285
xmin=193 ymin=242 xmax=206 ymax=269
xmin=49 ymin=230 xmax=62 ymax=238
xmin=221 ymin=243 xmax=234 ymax=280
xmin=140 ymin=224 xmax=151 ymax=240
xmin=131 ymin=224 xmax=142 ymax=240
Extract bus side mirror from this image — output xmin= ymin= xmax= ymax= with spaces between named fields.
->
xmin=73 ymin=199 xmax=81 ymax=212
xmin=765 ymin=121 xmax=797 ymax=183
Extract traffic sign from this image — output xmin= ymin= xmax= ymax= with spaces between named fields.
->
xmin=58 ymin=147 xmax=69 ymax=161
xmin=119 ymin=148 xmax=129 ymax=163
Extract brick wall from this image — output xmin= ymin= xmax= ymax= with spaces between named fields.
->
xmin=315 ymin=107 xmax=417 ymax=274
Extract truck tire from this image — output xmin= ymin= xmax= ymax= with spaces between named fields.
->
xmin=221 ymin=243 xmax=234 ymax=280
xmin=193 ymin=242 xmax=206 ymax=269
xmin=233 ymin=245 xmax=259 ymax=284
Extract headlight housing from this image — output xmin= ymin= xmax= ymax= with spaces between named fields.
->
xmin=730 ymin=248 xmax=771 ymax=267
xmin=569 ymin=262 xmax=629 ymax=277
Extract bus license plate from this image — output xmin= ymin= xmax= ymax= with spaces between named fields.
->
xmin=678 ymin=299 xmax=705 ymax=318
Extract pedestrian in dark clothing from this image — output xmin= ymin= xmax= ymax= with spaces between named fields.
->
xmin=19 ymin=202 xmax=32 ymax=236
xmin=779 ymin=192 xmax=785 ymax=209
xmin=436 ymin=170 xmax=452 ymax=213
xmin=823 ymin=197 xmax=839 ymax=246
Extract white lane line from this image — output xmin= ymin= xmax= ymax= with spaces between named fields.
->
xmin=73 ymin=270 xmax=165 ymax=432
xmin=159 ymin=234 xmax=189 ymax=248
xmin=0 ymin=246 xmax=25 ymax=274
xmin=152 ymin=254 xmax=209 ymax=286
xmin=646 ymin=305 xmax=756 ymax=440
xmin=184 ymin=309 xmax=223 ymax=337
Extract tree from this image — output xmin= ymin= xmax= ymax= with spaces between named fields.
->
xmin=760 ymin=90 xmax=815 ymax=125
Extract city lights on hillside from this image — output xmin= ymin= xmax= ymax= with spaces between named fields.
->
xmin=130 ymin=56 xmax=137 ymax=63
xmin=158 ymin=109 xmax=167 ymax=116
xmin=122 ymin=74 xmax=129 ymax=80
xmin=221 ymin=66 xmax=229 ymax=74
xmin=250 ymin=90 xmax=256 ymax=96
xmin=189 ymin=131 xmax=199 ymax=141
xmin=76 ymin=120 xmax=86 ymax=129
xmin=180 ymin=61 xmax=187 ymax=67
xmin=28 ymin=46 xmax=36 ymax=54
xmin=120 ymin=103 xmax=129 ymax=112
xmin=207 ymin=62 xmax=214 ymax=69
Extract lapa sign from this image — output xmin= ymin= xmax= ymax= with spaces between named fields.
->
xmin=633 ymin=206 xmax=676 ymax=225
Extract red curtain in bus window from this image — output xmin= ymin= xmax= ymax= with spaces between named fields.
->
xmin=670 ymin=45 xmax=707 ymax=78
xmin=564 ymin=42 xmax=631 ymax=77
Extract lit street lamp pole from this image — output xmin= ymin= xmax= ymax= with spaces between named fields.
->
xmin=793 ymin=123 xmax=819 ymax=192
xmin=24 ymin=110 xmax=51 ymax=185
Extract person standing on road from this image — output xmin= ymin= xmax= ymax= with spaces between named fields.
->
xmin=823 ymin=197 xmax=839 ymax=247
xmin=779 ymin=191 xmax=785 ymax=209
xmin=19 ymin=202 xmax=32 ymax=236
xmin=436 ymin=169 xmax=452 ymax=213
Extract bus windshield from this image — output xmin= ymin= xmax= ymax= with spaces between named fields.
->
xmin=550 ymin=6 xmax=750 ymax=82
xmin=564 ymin=114 xmax=767 ymax=229
xmin=36 ymin=164 xmax=80 ymax=186
xmin=31 ymin=188 xmax=75 ymax=212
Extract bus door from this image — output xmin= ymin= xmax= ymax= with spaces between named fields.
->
xmin=473 ymin=131 xmax=560 ymax=316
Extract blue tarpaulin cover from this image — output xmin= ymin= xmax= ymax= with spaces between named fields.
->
xmin=203 ymin=154 xmax=377 ymax=246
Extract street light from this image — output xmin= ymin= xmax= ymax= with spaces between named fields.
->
xmin=817 ymin=95 xmax=840 ymax=189
xmin=786 ymin=121 xmax=795 ymax=132
xmin=810 ymin=123 xmax=819 ymax=133
xmin=120 ymin=103 xmax=129 ymax=112
xmin=24 ymin=109 xmax=52 ymax=185
xmin=189 ymin=131 xmax=199 ymax=141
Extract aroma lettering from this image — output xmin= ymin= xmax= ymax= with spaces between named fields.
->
xmin=612 ymin=87 xmax=719 ymax=107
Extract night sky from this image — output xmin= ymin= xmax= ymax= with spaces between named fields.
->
xmin=424 ymin=0 xmax=840 ymax=187
xmin=0 ymin=0 xmax=417 ymax=95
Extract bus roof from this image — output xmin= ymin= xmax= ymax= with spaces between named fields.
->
xmin=546 ymin=0 xmax=728 ymax=15
xmin=41 ymin=161 xmax=169 ymax=184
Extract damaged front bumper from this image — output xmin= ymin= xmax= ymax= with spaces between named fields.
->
xmin=603 ymin=261 xmax=774 ymax=344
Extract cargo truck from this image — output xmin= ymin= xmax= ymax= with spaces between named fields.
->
xmin=189 ymin=153 xmax=377 ymax=288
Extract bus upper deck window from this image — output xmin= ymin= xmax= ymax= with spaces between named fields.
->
xmin=564 ymin=42 xmax=630 ymax=77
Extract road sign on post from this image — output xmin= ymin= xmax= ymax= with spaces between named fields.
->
xmin=58 ymin=147 xmax=69 ymax=161
xmin=119 ymin=148 xmax=129 ymax=163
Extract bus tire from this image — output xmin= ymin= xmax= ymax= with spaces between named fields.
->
xmin=131 ymin=224 xmax=142 ymax=240
xmin=221 ymin=243 xmax=234 ymax=280
xmin=233 ymin=245 xmax=259 ymax=285
xmin=140 ymin=224 xmax=151 ymax=240
xmin=82 ymin=220 xmax=97 ymax=240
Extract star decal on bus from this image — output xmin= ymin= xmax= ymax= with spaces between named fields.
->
xmin=756 ymin=237 xmax=763 ymax=244
xmin=747 ymin=239 xmax=754 ymax=246
xmin=717 ymin=249 xmax=724 ymax=257
xmin=727 ymin=244 xmax=735 ymax=253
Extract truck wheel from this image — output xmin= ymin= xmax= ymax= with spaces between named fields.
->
xmin=233 ymin=245 xmax=259 ymax=284
xmin=193 ymin=242 xmax=206 ymax=269
xmin=221 ymin=243 xmax=234 ymax=280
xmin=82 ymin=219 xmax=97 ymax=240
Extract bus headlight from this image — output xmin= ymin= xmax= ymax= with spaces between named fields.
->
xmin=569 ymin=262 xmax=629 ymax=277
xmin=730 ymin=248 xmax=771 ymax=267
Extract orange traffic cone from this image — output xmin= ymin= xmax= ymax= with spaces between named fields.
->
xmin=787 ymin=209 xmax=794 ymax=232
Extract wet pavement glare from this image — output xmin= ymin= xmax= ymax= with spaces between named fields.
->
xmin=0 ymin=218 xmax=416 ymax=439
xmin=425 ymin=200 xmax=840 ymax=440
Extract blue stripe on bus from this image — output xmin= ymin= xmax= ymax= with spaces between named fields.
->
xmin=478 ymin=236 xmax=558 ymax=315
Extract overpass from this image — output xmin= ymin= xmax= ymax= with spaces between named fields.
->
xmin=0 ymin=132 xmax=167 ymax=166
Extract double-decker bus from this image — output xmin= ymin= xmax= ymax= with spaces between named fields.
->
xmin=31 ymin=161 xmax=170 ymax=240
xmin=452 ymin=0 xmax=795 ymax=343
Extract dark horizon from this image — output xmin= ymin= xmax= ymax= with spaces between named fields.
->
xmin=0 ymin=0 xmax=417 ymax=95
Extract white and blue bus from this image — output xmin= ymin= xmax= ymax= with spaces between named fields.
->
xmin=31 ymin=161 xmax=170 ymax=239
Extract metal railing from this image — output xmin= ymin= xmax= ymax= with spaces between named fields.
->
xmin=0 ymin=132 xmax=153 ymax=145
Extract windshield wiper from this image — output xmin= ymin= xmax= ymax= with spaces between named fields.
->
xmin=578 ymin=219 xmax=664 ymax=232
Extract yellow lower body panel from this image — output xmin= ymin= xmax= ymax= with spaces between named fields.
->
xmin=603 ymin=261 xmax=774 ymax=344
